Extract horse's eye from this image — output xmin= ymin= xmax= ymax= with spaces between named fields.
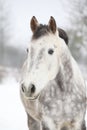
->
xmin=26 ymin=48 xmax=29 ymax=53
xmin=48 ymin=49 xmax=54 ymax=55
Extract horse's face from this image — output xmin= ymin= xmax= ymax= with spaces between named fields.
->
xmin=20 ymin=16 xmax=63 ymax=99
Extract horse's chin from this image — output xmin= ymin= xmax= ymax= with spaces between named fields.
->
xmin=24 ymin=93 xmax=40 ymax=100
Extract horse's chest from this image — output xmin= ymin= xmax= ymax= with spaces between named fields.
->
xmin=20 ymin=89 xmax=85 ymax=122
xmin=21 ymin=93 xmax=41 ymax=121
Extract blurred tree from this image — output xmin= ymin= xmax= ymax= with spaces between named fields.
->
xmin=5 ymin=45 xmax=26 ymax=68
xmin=0 ymin=0 xmax=10 ymax=65
xmin=0 ymin=0 xmax=25 ymax=68
xmin=62 ymin=0 xmax=87 ymax=64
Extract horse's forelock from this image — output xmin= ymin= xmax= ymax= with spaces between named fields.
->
xmin=32 ymin=24 xmax=50 ymax=40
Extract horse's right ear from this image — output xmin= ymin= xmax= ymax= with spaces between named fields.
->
xmin=30 ymin=16 xmax=39 ymax=33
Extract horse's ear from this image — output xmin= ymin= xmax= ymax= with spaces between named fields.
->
xmin=30 ymin=16 xmax=39 ymax=33
xmin=48 ymin=16 xmax=57 ymax=34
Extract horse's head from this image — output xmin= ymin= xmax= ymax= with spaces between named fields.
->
xmin=20 ymin=16 xmax=67 ymax=100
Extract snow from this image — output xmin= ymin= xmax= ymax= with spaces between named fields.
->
xmin=0 ymin=75 xmax=28 ymax=130
xmin=0 ymin=73 xmax=87 ymax=130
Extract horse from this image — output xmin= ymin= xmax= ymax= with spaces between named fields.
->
xmin=20 ymin=16 xmax=86 ymax=130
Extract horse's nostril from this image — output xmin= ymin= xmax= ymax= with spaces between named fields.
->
xmin=30 ymin=84 xmax=36 ymax=93
xmin=21 ymin=84 xmax=26 ymax=93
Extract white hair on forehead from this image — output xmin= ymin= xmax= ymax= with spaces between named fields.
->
xmin=28 ymin=34 xmax=65 ymax=58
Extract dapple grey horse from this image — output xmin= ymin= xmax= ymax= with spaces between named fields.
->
xmin=20 ymin=16 xmax=86 ymax=130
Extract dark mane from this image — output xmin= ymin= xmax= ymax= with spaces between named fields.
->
xmin=32 ymin=24 xmax=68 ymax=45
xmin=58 ymin=28 xmax=68 ymax=45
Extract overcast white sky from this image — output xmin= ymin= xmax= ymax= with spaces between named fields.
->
xmin=6 ymin=0 xmax=69 ymax=48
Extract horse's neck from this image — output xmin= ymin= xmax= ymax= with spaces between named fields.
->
xmin=57 ymin=54 xmax=86 ymax=105
xmin=61 ymin=51 xmax=73 ymax=81
xmin=56 ymin=50 xmax=73 ymax=92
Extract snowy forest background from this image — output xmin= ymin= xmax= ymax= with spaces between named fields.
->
xmin=0 ymin=0 xmax=87 ymax=69
xmin=0 ymin=0 xmax=87 ymax=130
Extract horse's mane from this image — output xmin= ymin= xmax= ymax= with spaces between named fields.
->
xmin=32 ymin=24 xmax=68 ymax=45
xmin=58 ymin=28 xmax=68 ymax=45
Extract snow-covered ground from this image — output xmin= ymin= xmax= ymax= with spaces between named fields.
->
xmin=0 ymin=74 xmax=28 ymax=130
xmin=0 ymin=69 xmax=87 ymax=130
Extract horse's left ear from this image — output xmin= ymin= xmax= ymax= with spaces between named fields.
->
xmin=48 ymin=16 xmax=57 ymax=34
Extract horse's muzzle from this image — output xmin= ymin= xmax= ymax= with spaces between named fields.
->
xmin=21 ymin=83 xmax=40 ymax=100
